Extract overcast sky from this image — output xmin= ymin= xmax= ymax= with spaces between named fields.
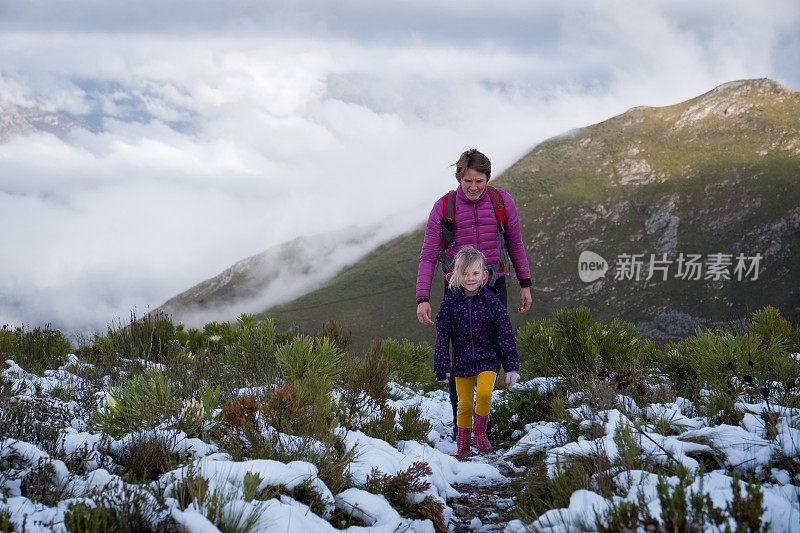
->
xmin=1 ymin=0 xmax=798 ymax=336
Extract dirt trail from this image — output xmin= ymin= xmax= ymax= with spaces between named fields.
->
xmin=448 ymin=443 xmax=523 ymax=532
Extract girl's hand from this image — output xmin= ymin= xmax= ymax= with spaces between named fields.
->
xmin=505 ymin=371 xmax=518 ymax=388
xmin=417 ymin=302 xmax=434 ymax=324
xmin=437 ymin=372 xmax=450 ymax=383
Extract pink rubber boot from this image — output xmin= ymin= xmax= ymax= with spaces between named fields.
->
xmin=452 ymin=427 xmax=472 ymax=459
xmin=473 ymin=414 xmax=492 ymax=453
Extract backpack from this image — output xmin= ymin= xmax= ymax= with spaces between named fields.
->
xmin=438 ymin=186 xmax=508 ymax=286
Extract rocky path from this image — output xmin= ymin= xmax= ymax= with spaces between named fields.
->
xmin=447 ymin=443 xmax=523 ymax=532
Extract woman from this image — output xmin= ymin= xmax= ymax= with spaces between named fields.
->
xmin=416 ymin=148 xmax=532 ymax=439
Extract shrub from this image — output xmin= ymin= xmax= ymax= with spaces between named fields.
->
xmin=0 ymin=510 xmax=12 ymax=533
xmin=90 ymin=368 xmax=179 ymax=438
xmin=319 ymin=320 xmax=351 ymax=351
xmin=263 ymin=385 xmax=304 ymax=434
xmin=589 ymin=318 xmax=645 ymax=373
xmin=397 ymin=405 xmax=433 ymax=442
xmin=0 ymin=323 xmax=72 ymax=375
xmin=20 ymin=458 xmax=67 ymax=507
xmin=64 ymin=502 xmax=122 ymax=533
xmin=518 ymin=308 xmax=646 ymax=380
xmin=338 ymin=352 xmax=391 ymax=429
xmin=255 ymin=478 xmax=329 ymax=518
xmin=748 ymin=306 xmax=800 ymax=354
xmin=490 ymin=387 xmax=558 ymax=439
xmin=68 ymin=482 xmax=176 ymax=532
xmin=361 ymin=405 xmax=400 ymax=446
xmin=363 ymin=462 xmax=446 ymax=533
xmin=515 ymin=454 xmax=590 ymax=523
xmin=222 ymin=315 xmax=279 ymax=384
xmin=113 ymin=432 xmax=188 ymax=483
xmin=175 ymin=467 xmax=265 ymax=533
xmin=173 ymin=384 xmax=223 ymax=440
xmin=214 ymin=393 xmax=353 ymax=495
xmin=0 ymin=401 xmax=62 ymax=455
xmin=100 ymin=310 xmax=181 ymax=364
xmin=596 ymin=468 xmax=769 ymax=533
xmin=370 ymin=338 xmax=436 ymax=387
xmin=276 ymin=336 xmax=343 ymax=412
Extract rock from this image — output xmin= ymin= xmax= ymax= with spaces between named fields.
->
xmin=644 ymin=195 xmax=680 ymax=255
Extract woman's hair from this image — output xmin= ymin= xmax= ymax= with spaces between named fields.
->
xmin=449 ymin=246 xmax=487 ymax=290
xmin=454 ymin=148 xmax=491 ymax=181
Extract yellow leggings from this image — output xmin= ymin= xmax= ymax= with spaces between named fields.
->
xmin=454 ymin=371 xmax=497 ymax=428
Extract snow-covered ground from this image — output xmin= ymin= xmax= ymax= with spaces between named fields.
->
xmin=2 ymin=355 xmax=800 ymax=532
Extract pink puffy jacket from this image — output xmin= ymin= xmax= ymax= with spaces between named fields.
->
xmin=416 ymin=186 xmax=532 ymax=303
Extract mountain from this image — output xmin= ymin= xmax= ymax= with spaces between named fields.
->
xmin=156 ymin=224 xmax=404 ymax=327
xmin=0 ymin=101 xmax=77 ymax=141
xmin=254 ymin=78 xmax=800 ymax=350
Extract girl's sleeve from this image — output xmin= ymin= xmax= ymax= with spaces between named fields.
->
xmin=433 ymin=294 xmax=453 ymax=380
xmin=492 ymin=299 xmax=519 ymax=372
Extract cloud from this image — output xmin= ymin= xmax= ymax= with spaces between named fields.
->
xmin=0 ymin=1 xmax=798 ymax=335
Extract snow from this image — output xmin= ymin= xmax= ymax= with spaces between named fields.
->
xmin=3 ymin=353 xmax=800 ymax=532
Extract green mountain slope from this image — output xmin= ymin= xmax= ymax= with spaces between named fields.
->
xmin=263 ymin=78 xmax=800 ymax=350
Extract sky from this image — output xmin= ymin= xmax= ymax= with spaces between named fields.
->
xmin=1 ymin=0 xmax=799 ymax=337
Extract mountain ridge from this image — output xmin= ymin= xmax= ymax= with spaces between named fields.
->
xmin=160 ymin=78 xmax=800 ymax=349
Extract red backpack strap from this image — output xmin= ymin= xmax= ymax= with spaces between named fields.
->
xmin=438 ymin=190 xmax=457 ymax=275
xmin=485 ymin=186 xmax=508 ymax=285
xmin=486 ymin=186 xmax=506 ymax=231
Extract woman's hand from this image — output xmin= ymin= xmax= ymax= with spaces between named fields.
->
xmin=505 ymin=371 xmax=518 ymax=388
xmin=417 ymin=302 xmax=434 ymax=324
xmin=518 ymin=287 xmax=532 ymax=313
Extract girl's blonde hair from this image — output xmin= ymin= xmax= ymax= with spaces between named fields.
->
xmin=449 ymin=246 xmax=487 ymax=290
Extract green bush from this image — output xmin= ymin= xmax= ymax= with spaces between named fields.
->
xmin=0 ymin=323 xmax=72 ymax=375
xmin=99 ymin=310 xmax=181 ymax=364
xmin=338 ymin=352 xmax=391 ymax=429
xmin=112 ymin=432 xmax=188 ymax=483
xmin=370 ymin=338 xmax=436 ymax=387
xmin=397 ymin=405 xmax=433 ymax=442
xmin=64 ymin=502 xmax=122 ymax=533
xmin=596 ymin=468 xmax=769 ymax=533
xmin=361 ymin=405 xmax=400 ymax=446
xmin=749 ymin=306 xmax=800 ymax=354
xmin=222 ymin=315 xmax=279 ymax=384
xmin=490 ymin=387 xmax=558 ymax=440
xmin=276 ymin=336 xmax=343 ymax=408
xmin=653 ymin=313 xmax=800 ymax=407
xmin=66 ymin=483 xmax=176 ymax=532
xmin=90 ymin=368 xmax=179 ymax=438
xmin=518 ymin=308 xmax=646 ymax=380
xmin=0 ymin=509 xmax=13 ymax=533
xmin=515 ymin=455 xmax=590 ymax=523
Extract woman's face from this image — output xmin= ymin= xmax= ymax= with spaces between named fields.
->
xmin=459 ymin=168 xmax=488 ymax=201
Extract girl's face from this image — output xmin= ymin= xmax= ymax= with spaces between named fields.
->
xmin=459 ymin=168 xmax=488 ymax=201
xmin=460 ymin=261 xmax=488 ymax=295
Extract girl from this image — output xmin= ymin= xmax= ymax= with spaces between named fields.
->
xmin=434 ymin=246 xmax=519 ymax=458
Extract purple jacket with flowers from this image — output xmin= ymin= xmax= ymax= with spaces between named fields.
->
xmin=434 ymin=285 xmax=519 ymax=381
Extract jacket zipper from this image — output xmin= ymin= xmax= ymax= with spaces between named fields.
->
xmin=473 ymin=203 xmax=478 ymax=246
xmin=469 ymin=298 xmax=476 ymax=364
